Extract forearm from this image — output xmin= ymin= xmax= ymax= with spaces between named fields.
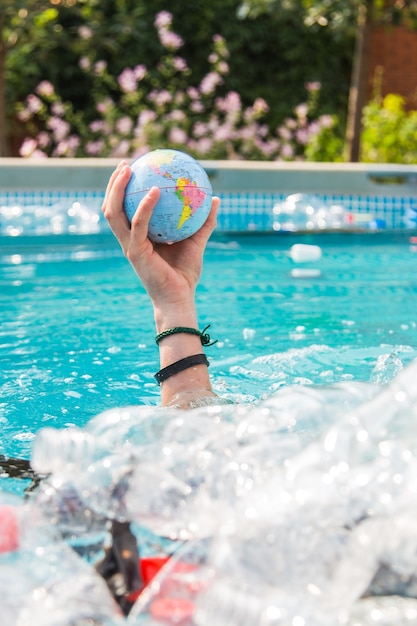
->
xmin=153 ymin=299 xmax=216 ymax=407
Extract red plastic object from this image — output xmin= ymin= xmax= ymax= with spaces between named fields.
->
xmin=0 ymin=505 xmax=19 ymax=553
xmin=140 ymin=556 xmax=170 ymax=585
xmin=150 ymin=596 xmax=195 ymax=623
xmin=125 ymin=556 xmax=170 ymax=603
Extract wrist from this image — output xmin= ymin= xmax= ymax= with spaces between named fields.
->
xmin=153 ymin=300 xmax=199 ymax=334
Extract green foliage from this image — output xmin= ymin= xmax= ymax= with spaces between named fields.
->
xmin=17 ymin=17 xmax=337 ymax=161
xmin=304 ymin=123 xmax=345 ymax=162
xmin=238 ymin=0 xmax=417 ymax=30
xmin=3 ymin=0 xmax=354 ymax=157
xmin=360 ymin=93 xmax=417 ymax=164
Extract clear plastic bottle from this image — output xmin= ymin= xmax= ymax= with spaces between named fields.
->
xmin=0 ymin=496 xmax=124 ymax=626
xmin=30 ymin=405 xmax=162 ymax=523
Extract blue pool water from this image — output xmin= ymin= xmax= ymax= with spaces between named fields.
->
xmin=1 ymin=231 xmax=417 ymax=465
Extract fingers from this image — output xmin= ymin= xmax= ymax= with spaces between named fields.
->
xmin=101 ymin=160 xmax=128 ymax=214
xmin=129 ymin=187 xmax=161 ymax=256
xmin=191 ymin=196 xmax=220 ymax=248
xmin=102 ymin=163 xmax=132 ymax=252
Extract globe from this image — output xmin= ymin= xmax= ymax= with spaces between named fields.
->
xmin=124 ymin=149 xmax=213 ymax=243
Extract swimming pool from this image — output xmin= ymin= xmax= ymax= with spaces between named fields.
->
xmin=2 ymin=229 xmax=417 ymax=466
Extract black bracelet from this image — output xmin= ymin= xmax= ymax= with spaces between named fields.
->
xmin=155 ymin=325 xmax=217 ymax=347
xmin=154 ymin=353 xmax=209 ymax=385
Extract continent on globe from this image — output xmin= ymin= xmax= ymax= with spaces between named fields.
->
xmin=123 ymin=149 xmax=213 ymax=243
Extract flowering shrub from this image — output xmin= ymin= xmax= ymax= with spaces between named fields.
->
xmin=360 ymin=93 xmax=417 ymax=164
xmin=17 ymin=11 xmax=336 ymax=161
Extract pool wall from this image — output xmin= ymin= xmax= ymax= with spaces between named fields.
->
xmin=1 ymin=158 xmax=417 ymax=233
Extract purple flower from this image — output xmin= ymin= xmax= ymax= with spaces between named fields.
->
xmin=30 ymin=150 xmax=48 ymax=159
xmin=174 ymin=91 xmax=185 ymax=105
xmin=217 ymin=61 xmax=229 ymax=75
xmin=169 ymin=127 xmax=187 ymax=144
xmin=78 ymin=26 xmax=93 ymax=40
xmin=53 ymin=140 xmax=72 ymax=157
xmin=167 ymin=110 xmax=186 ymax=122
xmin=85 ymin=139 xmax=105 ymax=156
xmin=89 ymin=120 xmax=106 ymax=132
xmin=307 ymin=121 xmax=320 ymax=136
xmin=194 ymin=137 xmax=213 ymax=155
xmin=252 ymin=98 xmax=269 ymax=115
xmin=79 ymin=56 xmax=91 ymax=71
xmin=154 ymin=11 xmax=172 ymax=28
xmin=216 ymin=91 xmax=241 ymax=116
xmin=213 ymin=123 xmax=234 ymax=142
xmin=200 ymin=71 xmax=222 ymax=95
xmin=96 ymin=98 xmax=114 ymax=114
xmin=318 ymin=114 xmax=334 ymax=129
xmin=94 ymin=61 xmax=107 ymax=76
xmin=17 ymin=108 xmax=30 ymax=122
xmin=187 ymin=87 xmax=199 ymax=100
xmin=158 ymin=29 xmax=184 ymax=51
xmin=137 ymin=110 xmax=157 ymax=127
xmin=295 ymin=103 xmax=308 ymax=119
xmin=281 ymin=144 xmax=294 ymax=159
xmin=172 ymin=57 xmax=188 ymax=72
xmin=67 ymin=135 xmax=81 ymax=153
xmin=134 ymin=65 xmax=147 ymax=81
xmin=192 ymin=121 xmax=208 ymax=138
xmin=27 ymin=95 xmax=43 ymax=114
xmin=110 ymin=139 xmax=130 ymax=157
xmin=19 ymin=138 xmax=37 ymax=157
xmin=116 ymin=116 xmax=133 ymax=135
xmin=36 ymin=131 xmax=51 ymax=148
xmin=47 ymin=117 xmax=70 ymax=141
xmin=51 ymin=102 xmax=65 ymax=117
xmin=285 ymin=118 xmax=297 ymax=130
xmin=239 ymin=126 xmax=256 ymax=141
xmin=278 ymin=126 xmax=292 ymax=141
xmin=36 ymin=81 xmax=54 ymax=97
xmin=305 ymin=81 xmax=321 ymax=92
xmin=190 ymin=100 xmax=204 ymax=113
xmin=118 ymin=68 xmax=137 ymax=93
xmin=295 ymin=128 xmax=309 ymax=145
xmin=148 ymin=90 xmax=172 ymax=106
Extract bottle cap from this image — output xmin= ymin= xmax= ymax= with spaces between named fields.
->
xmin=0 ymin=505 xmax=19 ymax=553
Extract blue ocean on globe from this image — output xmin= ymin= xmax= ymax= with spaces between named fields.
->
xmin=124 ymin=149 xmax=213 ymax=243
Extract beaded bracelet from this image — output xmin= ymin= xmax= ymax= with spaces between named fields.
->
xmin=154 ymin=353 xmax=209 ymax=385
xmin=155 ymin=325 xmax=217 ymax=347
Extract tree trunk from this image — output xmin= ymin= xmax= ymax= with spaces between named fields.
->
xmin=344 ymin=1 xmax=373 ymax=162
xmin=0 ymin=14 xmax=11 ymax=156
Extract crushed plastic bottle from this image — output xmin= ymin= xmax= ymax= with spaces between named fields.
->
xmin=273 ymin=193 xmax=350 ymax=231
xmin=289 ymin=243 xmax=322 ymax=263
xmin=30 ymin=405 xmax=168 ymax=524
xmin=0 ymin=494 xmax=124 ymax=626
xmin=19 ymin=360 xmax=417 ymax=625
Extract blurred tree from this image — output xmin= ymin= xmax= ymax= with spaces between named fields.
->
xmin=238 ymin=0 xmax=417 ymax=160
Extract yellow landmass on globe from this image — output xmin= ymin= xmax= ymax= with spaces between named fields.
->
xmin=146 ymin=150 xmax=175 ymax=176
xmin=176 ymin=177 xmax=207 ymax=230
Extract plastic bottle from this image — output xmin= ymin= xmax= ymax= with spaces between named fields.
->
xmin=30 ymin=405 xmax=163 ymax=524
xmin=0 ymin=496 xmax=124 ymax=626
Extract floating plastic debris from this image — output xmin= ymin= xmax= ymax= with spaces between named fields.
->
xmin=289 ymin=243 xmax=322 ymax=263
xmin=272 ymin=193 xmax=382 ymax=232
xmin=290 ymin=268 xmax=322 ymax=278
xmin=3 ymin=360 xmax=417 ymax=623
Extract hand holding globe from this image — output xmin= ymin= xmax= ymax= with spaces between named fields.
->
xmin=123 ymin=149 xmax=213 ymax=244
